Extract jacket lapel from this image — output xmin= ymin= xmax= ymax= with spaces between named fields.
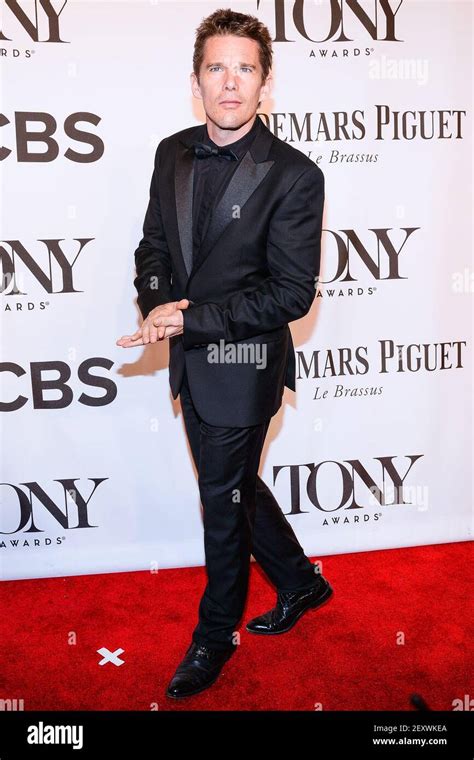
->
xmin=174 ymin=123 xmax=204 ymax=279
xmin=174 ymin=117 xmax=275 ymax=284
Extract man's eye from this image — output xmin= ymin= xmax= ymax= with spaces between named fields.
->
xmin=209 ymin=66 xmax=252 ymax=73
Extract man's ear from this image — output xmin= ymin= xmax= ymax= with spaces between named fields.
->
xmin=190 ymin=71 xmax=202 ymax=100
xmin=259 ymin=71 xmax=273 ymax=104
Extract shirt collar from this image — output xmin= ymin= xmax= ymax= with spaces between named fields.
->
xmin=204 ymin=116 xmax=261 ymax=160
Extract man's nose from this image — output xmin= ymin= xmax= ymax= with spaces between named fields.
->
xmin=223 ymin=71 xmax=238 ymax=88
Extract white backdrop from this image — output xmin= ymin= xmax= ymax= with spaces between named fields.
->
xmin=1 ymin=0 xmax=472 ymax=581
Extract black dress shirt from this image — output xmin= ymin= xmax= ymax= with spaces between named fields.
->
xmin=192 ymin=116 xmax=261 ymax=260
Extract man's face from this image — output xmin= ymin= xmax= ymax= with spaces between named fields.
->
xmin=190 ymin=34 xmax=271 ymax=131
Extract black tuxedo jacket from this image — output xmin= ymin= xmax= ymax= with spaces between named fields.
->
xmin=133 ymin=116 xmax=324 ymax=427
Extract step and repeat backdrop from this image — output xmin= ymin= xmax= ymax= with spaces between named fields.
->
xmin=1 ymin=0 xmax=472 ymax=580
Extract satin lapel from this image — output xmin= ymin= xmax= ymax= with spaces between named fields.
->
xmin=174 ymin=126 xmax=203 ymax=279
xmin=191 ymin=150 xmax=274 ymax=278
xmin=174 ymin=117 xmax=275 ymax=285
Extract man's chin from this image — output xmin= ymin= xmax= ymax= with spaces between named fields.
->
xmin=212 ymin=113 xmax=252 ymax=131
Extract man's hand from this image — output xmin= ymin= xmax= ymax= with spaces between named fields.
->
xmin=116 ymin=298 xmax=190 ymax=348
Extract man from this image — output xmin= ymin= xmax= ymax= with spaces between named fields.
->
xmin=117 ymin=8 xmax=332 ymax=699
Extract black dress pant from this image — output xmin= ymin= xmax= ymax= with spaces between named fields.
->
xmin=179 ymin=367 xmax=318 ymax=652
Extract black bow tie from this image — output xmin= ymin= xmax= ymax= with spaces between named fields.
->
xmin=192 ymin=142 xmax=238 ymax=161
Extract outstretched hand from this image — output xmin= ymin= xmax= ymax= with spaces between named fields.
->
xmin=116 ymin=298 xmax=190 ymax=347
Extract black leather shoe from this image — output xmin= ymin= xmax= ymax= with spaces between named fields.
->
xmin=246 ymin=575 xmax=334 ymax=635
xmin=165 ymin=641 xmax=236 ymax=699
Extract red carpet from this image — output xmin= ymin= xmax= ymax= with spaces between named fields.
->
xmin=1 ymin=541 xmax=471 ymax=711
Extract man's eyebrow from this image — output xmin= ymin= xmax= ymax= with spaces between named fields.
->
xmin=205 ymin=61 xmax=257 ymax=69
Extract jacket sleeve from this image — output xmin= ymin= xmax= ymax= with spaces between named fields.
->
xmin=181 ymin=165 xmax=324 ymax=349
xmin=133 ymin=140 xmax=173 ymax=320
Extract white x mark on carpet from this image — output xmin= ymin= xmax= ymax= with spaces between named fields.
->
xmin=97 ymin=647 xmax=125 ymax=666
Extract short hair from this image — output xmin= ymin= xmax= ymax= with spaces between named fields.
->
xmin=193 ymin=7 xmax=273 ymax=84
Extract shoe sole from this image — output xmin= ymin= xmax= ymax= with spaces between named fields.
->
xmin=245 ymin=582 xmax=334 ymax=636
xmin=165 ymin=652 xmax=235 ymax=699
